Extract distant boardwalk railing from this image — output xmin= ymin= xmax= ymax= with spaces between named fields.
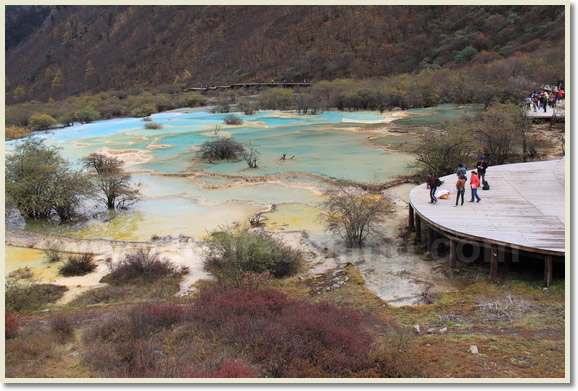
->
xmin=186 ymin=82 xmax=312 ymax=92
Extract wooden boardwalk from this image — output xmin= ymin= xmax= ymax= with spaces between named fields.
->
xmin=187 ymin=82 xmax=312 ymax=92
xmin=526 ymin=105 xmax=565 ymax=119
xmin=409 ymin=159 xmax=566 ymax=256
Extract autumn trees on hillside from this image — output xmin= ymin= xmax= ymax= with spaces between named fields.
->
xmin=5 ymin=5 xmax=565 ymax=102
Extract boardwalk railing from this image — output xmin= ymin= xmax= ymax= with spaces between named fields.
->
xmin=186 ymin=82 xmax=312 ymax=92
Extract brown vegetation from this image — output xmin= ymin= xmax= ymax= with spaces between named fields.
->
xmin=6 ymin=283 xmax=67 ymax=312
xmin=104 ymin=249 xmax=185 ymax=284
xmin=4 ymin=262 xmax=565 ymax=379
xmin=413 ymin=103 xmax=550 ymax=175
xmin=204 ymin=226 xmax=303 ymax=287
xmin=5 ymin=6 xmax=564 ymax=102
xmin=58 ymin=254 xmax=97 ymax=277
xmin=320 ymin=186 xmax=392 ymax=248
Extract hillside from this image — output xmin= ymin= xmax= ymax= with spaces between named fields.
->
xmin=5 ymin=5 xmax=565 ymax=103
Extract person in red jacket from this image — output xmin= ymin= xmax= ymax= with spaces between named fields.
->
xmin=469 ymin=171 xmax=481 ymax=203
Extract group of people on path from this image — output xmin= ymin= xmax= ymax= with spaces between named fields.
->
xmin=427 ymin=158 xmax=488 ymax=206
xmin=525 ymin=85 xmax=564 ymax=113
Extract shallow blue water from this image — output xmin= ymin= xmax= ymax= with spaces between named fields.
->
xmin=6 ymin=106 xmax=480 ymax=238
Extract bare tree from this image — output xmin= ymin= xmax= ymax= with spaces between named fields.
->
xmin=82 ymin=152 xmax=140 ymax=210
xmin=319 ymin=186 xmax=391 ymax=248
xmin=197 ymin=138 xmax=245 ymax=162
xmin=242 ymin=142 xmax=260 ymax=168
xmin=473 ymin=104 xmax=524 ymax=165
xmin=413 ymin=121 xmax=475 ymax=176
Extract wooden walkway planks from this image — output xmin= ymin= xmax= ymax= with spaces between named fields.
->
xmin=409 ymin=159 xmax=566 ymax=255
xmin=526 ymin=105 xmax=565 ymax=118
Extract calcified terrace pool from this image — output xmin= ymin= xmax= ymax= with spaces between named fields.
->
xmin=7 ymin=105 xmax=481 ymax=243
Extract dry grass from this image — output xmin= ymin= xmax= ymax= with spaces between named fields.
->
xmin=68 ymin=275 xmax=183 ymax=307
xmin=6 ymin=283 xmax=67 ymax=312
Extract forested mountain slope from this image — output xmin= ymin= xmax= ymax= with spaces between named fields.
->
xmin=5 ymin=5 xmax=564 ymax=103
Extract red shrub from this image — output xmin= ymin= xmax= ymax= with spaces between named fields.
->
xmin=212 ymin=359 xmax=256 ymax=378
xmin=5 ymin=312 xmax=19 ymax=339
xmin=50 ymin=315 xmax=74 ymax=338
xmin=192 ymin=287 xmax=290 ymax=326
xmin=185 ymin=359 xmax=256 ymax=378
xmin=236 ymin=271 xmax=273 ymax=290
xmin=192 ymin=288 xmax=375 ymax=377
xmin=126 ymin=303 xmax=187 ymax=339
xmin=123 ymin=340 xmax=160 ymax=378
xmin=270 ymin=302 xmax=373 ymax=377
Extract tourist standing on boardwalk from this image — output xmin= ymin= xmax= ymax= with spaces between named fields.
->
xmin=476 ymin=157 xmax=488 ymax=184
xmin=454 ymin=174 xmax=466 ymax=207
xmin=456 ymin=163 xmax=467 ymax=178
xmin=427 ymin=172 xmax=438 ymax=204
xmin=540 ymin=93 xmax=548 ymax=113
xmin=469 ymin=171 xmax=481 ymax=203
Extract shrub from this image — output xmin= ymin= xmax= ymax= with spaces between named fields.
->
xmin=67 ymin=285 xmax=128 ymax=306
xmin=203 ymin=226 xmax=302 ymax=286
xmin=49 ymin=315 xmax=74 ymax=341
xmin=236 ymin=271 xmax=273 ymax=290
xmin=144 ymin=122 xmax=163 ymax=130
xmin=125 ymin=303 xmax=187 ymax=339
xmin=212 ymin=359 xmax=256 ymax=378
xmin=209 ymin=100 xmax=230 ymax=113
xmin=237 ymin=99 xmax=258 ymax=115
xmin=197 ymin=138 xmax=245 ymax=162
xmin=5 ymin=312 xmax=19 ymax=339
xmin=82 ymin=305 xmax=188 ymax=377
xmin=258 ymin=88 xmax=294 ymax=110
xmin=44 ymin=242 xmax=63 ymax=263
xmin=58 ymin=254 xmax=97 ymax=277
xmin=454 ymin=45 xmax=479 ymax=63
xmin=83 ymin=337 xmax=162 ymax=377
xmin=142 ymin=116 xmax=153 ymax=122
xmin=130 ymin=104 xmax=157 ymax=118
xmin=192 ymin=288 xmax=376 ymax=377
xmin=186 ymin=359 xmax=256 ymax=378
xmin=5 ymin=329 xmax=57 ymax=377
xmin=223 ymin=114 xmax=243 ymax=125
xmin=74 ymin=106 xmax=100 ymax=124
xmin=182 ymin=92 xmax=205 ymax=107
xmin=28 ymin=113 xmax=57 ymax=130
xmin=369 ymin=332 xmax=426 ymax=378
xmin=106 ymin=249 xmax=181 ymax=283
xmin=6 ymin=283 xmax=67 ymax=312
xmin=5 ymin=125 xmax=31 ymax=140
xmin=8 ymin=267 xmax=34 ymax=280
xmin=319 ymin=186 xmax=392 ymax=248
xmin=70 ymin=275 xmax=182 ymax=306
xmin=241 ymin=142 xmax=260 ymax=168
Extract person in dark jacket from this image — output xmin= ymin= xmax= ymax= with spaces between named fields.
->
xmin=476 ymin=157 xmax=488 ymax=184
xmin=427 ymin=172 xmax=438 ymax=204
xmin=456 ymin=163 xmax=467 ymax=178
